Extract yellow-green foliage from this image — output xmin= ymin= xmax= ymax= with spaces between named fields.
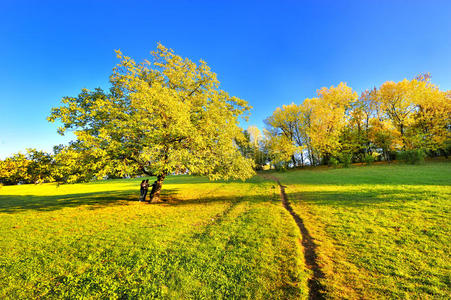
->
xmin=0 ymin=176 xmax=307 ymax=299
xmin=48 ymin=44 xmax=255 ymax=184
xmin=264 ymin=76 xmax=451 ymax=166
xmin=274 ymin=162 xmax=451 ymax=299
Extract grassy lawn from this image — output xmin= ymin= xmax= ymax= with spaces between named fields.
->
xmin=0 ymin=176 xmax=308 ymax=299
xmin=1 ymin=162 xmax=449 ymax=299
xmin=273 ymin=162 xmax=450 ymax=299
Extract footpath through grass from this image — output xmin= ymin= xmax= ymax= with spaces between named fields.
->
xmin=272 ymin=162 xmax=450 ymax=299
xmin=1 ymin=162 xmax=449 ymax=299
xmin=0 ymin=176 xmax=308 ymax=299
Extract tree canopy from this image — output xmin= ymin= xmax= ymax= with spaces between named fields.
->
xmin=48 ymin=44 xmax=255 ymax=200
xmin=259 ymin=76 xmax=450 ymax=168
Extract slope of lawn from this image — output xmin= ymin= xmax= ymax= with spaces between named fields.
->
xmin=272 ymin=162 xmax=451 ymax=299
xmin=0 ymin=176 xmax=308 ymax=299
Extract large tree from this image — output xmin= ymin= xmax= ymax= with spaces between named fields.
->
xmin=49 ymin=44 xmax=255 ymax=201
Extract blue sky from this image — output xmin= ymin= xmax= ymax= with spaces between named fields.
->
xmin=1 ymin=0 xmax=450 ymax=158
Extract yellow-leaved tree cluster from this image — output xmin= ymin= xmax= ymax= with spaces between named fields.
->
xmin=253 ymin=74 xmax=450 ymax=168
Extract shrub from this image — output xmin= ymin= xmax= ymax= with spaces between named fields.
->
xmin=340 ymin=153 xmax=353 ymax=168
xmin=364 ymin=154 xmax=375 ymax=165
xmin=396 ymin=151 xmax=406 ymax=162
xmin=396 ymin=150 xmax=425 ymax=164
xmin=328 ymin=157 xmax=339 ymax=168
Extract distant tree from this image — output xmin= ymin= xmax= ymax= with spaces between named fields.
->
xmin=247 ymin=125 xmax=263 ymax=149
xmin=304 ymin=83 xmax=358 ymax=163
xmin=373 ymin=79 xmax=418 ymax=149
xmin=410 ymin=79 xmax=450 ymax=152
xmin=341 ymin=90 xmax=375 ymax=160
xmin=264 ymin=129 xmax=297 ymax=170
xmin=246 ymin=126 xmax=269 ymax=169
xmin=0 ymin=153 xmax=31 ymax=185
xmin=49 ymin=44 xmax=255 ymax=201
xmin=373 ymin=75 xmax=450 ymax=152
xmin=261 ymin=74 xmax=449 ymax=165
xmin=265 ymin=103 xmax=305 ymax=166
xmin=0 ymin=149 xmax=54 ymax=185
xmin=26 ymin=149 xmax=54 ymax=183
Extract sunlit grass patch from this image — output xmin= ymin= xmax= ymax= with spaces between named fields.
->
xmin=274 ymin=162 xmax=451 ymax=299
xmin=0 ymin=175 xmax=307 ymax=299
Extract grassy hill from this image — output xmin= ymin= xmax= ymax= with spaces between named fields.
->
xmin=274 ymin=162 xmax=450 ymax=299
xmin=0 ymin=176 xmax=307 ymax=299
xmin=0 ymin=162 xmax=449 ymax=299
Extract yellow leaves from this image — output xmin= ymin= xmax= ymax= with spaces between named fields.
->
xmin=247 ymin=126 xmax=262 ymax=148
xmin=317 ymin=82 xmax=358 ymax=108
xmin=264 ymin=130 xmax=297 ymax=165
xmin=371 ymin=76 xmax=450 ymax=150
xmin=49 ymin=43 xmax=255 ymax=182
xmin=305 ymin=83 xmax=357 ymax=156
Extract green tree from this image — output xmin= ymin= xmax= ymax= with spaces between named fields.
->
xmin=49 ymin=44 xmax=255 ymax=201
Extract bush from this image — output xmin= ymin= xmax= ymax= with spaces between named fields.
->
xmin=396 ymin=150 xmax=425 ymax=164
xmin=364 ymin=154 xmax=375 ymax=165
xmin=328 ymin=157 xmax=339 ymax=168
xmin=340 ymin=153 xmax=353 ymax=168
xmin=396 ymin=151 xmax=406 ymax=162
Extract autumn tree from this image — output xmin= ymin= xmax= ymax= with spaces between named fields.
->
xmin=410 ymin=78 xmax=450 ymax=152
xmin=298 ymin=98 xmax=318 ymax=165
xmin=263 ymin=75 xmax=449 ymax=166
xmin=373 ymin=75 xmax=450 ymax=152
xmin=373 ymin=79 xmax=419 ymax=149
xmin=341 ymin=90 xmax=375 ymax=159
xmin=0 ymin=149 xmax=54 ymax=185
xmin=49 ymin=44 xmax=255 ymax=201
xmin=305 ymin=83 xmax=358 ymax=163
xmin=263 ymin=129 xmax=297 ymax=170
xmin=0 ymin=153 xmax=31 ymax=185
xmin=244 ymin=126 xmax=268 ymax=170
xmin=264 ymin=103 xmax=305 ymax=166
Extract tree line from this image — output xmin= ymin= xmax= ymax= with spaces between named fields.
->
xmin=242 ymin=73 xmax=450 ymax=170
xmin=1 ymin=45 xmax=450 ymax=194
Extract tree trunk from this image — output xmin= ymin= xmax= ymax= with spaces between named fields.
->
xmin=291 ymin=155 xmax=297 ymax=168
xmin=149 ymin=174 xmax=166 ymax=203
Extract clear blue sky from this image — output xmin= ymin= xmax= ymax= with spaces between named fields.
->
xmin=1 ymin=0 xmax=450 ymax=158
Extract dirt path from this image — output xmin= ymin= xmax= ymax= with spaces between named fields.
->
xmin=262 ymin=174 xmax=326 ymax=300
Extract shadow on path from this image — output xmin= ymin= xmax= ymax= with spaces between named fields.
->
xmin=261 ymin=174 xmax=326 ymax=300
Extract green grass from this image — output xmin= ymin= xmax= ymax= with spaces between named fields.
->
xmin=1 ymin=162 xmax=449 ymax=299
xmin=272 ymin=162 xmax=451 ymax=299
xmin=0 ymin=175 xmax=308 ymax=299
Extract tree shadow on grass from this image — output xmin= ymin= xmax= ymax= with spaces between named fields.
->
xmin=0 ymin=190 xmax=138 ymax=214
xmin=0 ymin=180 xmax=275 ymax=214
xmin=157 ymin=194 xmax=275 ymax=207
xmin=156 ymin=184 xmax=277 ymax=207
xmin=1 ymin=184 xmax=441 ymax=214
